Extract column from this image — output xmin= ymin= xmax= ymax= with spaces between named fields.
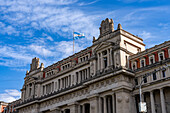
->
xmin=32 ymin=83 xmax=35 ymax=96
xmin=78 ymin=72 xmax=81 ymax=83
xmin=104 ymin=96 xmax=107 ymax=113
xmin=112 ymin=93 xmax=115 ymax=113
xmin=87 ymin=68 xmax=90 ymax=79
xmin=85 ymin=69 xmax=87 ymax=79
xmin=160 ymin=88 xmax=166 ymax=113
xmin=99 ymin=97 xmax=102 ymax=113
xmin=82 ymin=104 xmax=85 ymax=113
xmin=110 ymin=48 xmax=113 ymax=66
xmin=108 ymin=96 xmax=111 ymax=113
xmin=89 ymin=95 xmax=99 ymax=113
xmin=101 ymin=54 xmax=104 ymax=69
xmin=62 ymin=78 xmax=64 ymax=89
xmin=98 ymin=53 xmax=100 ymax=70
xmin=82 ymin=70 xmax=84 ymax=81
xmin=94 ymin=60 xmax=96 ymax=75
xmin=150 ymin=91 xmax=156 ymax=113
xmin=107 ymin=49 xmax=110 ymax=67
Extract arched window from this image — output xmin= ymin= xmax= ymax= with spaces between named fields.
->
xmin=133 ymin=63 xmax=136 ymax=70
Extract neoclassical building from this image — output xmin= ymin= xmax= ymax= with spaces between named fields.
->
xmin=5 ymin=18 xmax=170 ymax=113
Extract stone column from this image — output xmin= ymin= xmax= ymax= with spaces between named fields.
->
xmin=115 ymin=88 xmax=133 ymax=113
xmin=107 ymin=49 xmax=110 ymax=67
xmin=78 ymin=72 xmax=81 ymax=83
xmin=110 ymin=48 xmax=113 ymax=66
xmin=89 ymin=94 xmax=99 ymax=113
xmin=160 ymin=88 xmax=166 ymax=113
xmin=112 ymin=93 xmax=115 ymax=113
xmin=108 ymin=96 xmax=111 ymax=113
xmin=98 ymin=53 xmax=100 ymax=70
xmin=94 ymin=60 xmax=96 ymax=75
xmin=50 ymin=108 xmax=61 ymax=113
xmin=150 ymin=91 xmax=156 ymax=113
xmin=101 ymin=54 xmax=104 ymax=70
xmin=99 ymin=97 xmax=102 ymax=113
xmin=104 ymin=96 xmax=107 ymax=113
xmin=32 ymin=83 xmax=35 ymax=96
xmin=61 ymin=78 xmax=63 ymax=89
xmin=82 ymin=104 xmax=85 ymax=113
xmin=87 ymin=68 xmax=90 ymax=79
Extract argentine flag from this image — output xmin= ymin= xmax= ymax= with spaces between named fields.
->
xmin=73 ymin=32 xmax=85 ymax=40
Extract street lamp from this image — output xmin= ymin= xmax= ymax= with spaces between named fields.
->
xmin=138 ymin=64 xmax=169 ymax=113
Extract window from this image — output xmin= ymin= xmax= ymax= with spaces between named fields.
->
xmin=153 ymin=72 xmax=157 ymax=80
xmin=135 ymin=78 xmax=138 ymax=85
xmin=133 ymin=63 xmax=136 ymax=70
xmin=58 ymin=79 xmax=60 ymax=89
xmin=162 ymin=70 xmax=166 ymax=78
xmin=159 ymin=53 xmax=164 ymax=61
xmin=103 ymin=50 xmax=107 ymax=55
xmin=150 ymin=56 xmax=154 ymax=64
xmin=103 ymin=57 xmax=107 ymax=68
xmin=143 ymin=76 xmax=147 ymax=83
xmin=43 ymin=86 xmax=45 ymax=94
xmin=86 ymin=56 xmax=88 ymax=60
xmin=141 ymin=60 xmax=145 ymax=67
xmin=125 ymin=56 xmax=128 ymax=67
xmin=29 ymin=88 xmax=32 ymax=97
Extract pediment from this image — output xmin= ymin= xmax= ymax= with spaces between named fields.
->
xmin=94 ymin=41 xmax=115 ymax=53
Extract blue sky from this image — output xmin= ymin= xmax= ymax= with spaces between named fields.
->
xmin=0 ymin=0 xmax=170 ymax=102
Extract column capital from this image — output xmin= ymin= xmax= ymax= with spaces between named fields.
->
xmin=68 ymin=102 xmax=79 ymax=106
xmin=50 ymin=107 xmax=60 ymax=111
xmin=87 ymin=93 xmax=99 ymax=99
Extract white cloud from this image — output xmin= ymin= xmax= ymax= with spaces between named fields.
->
xmin=139 ymin=31 xmax=152 ymax=40
xmin=29 ymin=44 xmax=54 ymax=57
xmin=47 ymin=36 xmax=54 ymax=41
xmin=0 ymin=0 xmax=99 ymax=39
xmin=0 ymin=22 xmax=19 ymax=36
xmin=0 ymin=89 xmax=21 ymax=103
xmin=5 ymin=89 xmax=21 ymax=97
xmin=79 ymin=0 xmax=99 ymax=6
xmin=117 ymin=0 xmax=153 ymax=3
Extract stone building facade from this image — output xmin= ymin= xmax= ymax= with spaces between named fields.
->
xmin=0 ymin=101 xmax=8 ymax=113
xmin=5 ymin=18 xmax=170 ymax=113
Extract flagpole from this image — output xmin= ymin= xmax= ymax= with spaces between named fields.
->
xmin=73 ymin=30 xmax=74 ymax=54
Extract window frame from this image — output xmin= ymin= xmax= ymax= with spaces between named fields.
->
xmin=158 ymin=51 xmax=165 ymax=61
xmin=149 ymin=55 xmax=155 ymax=65
xmin=140 ymin=58 xmax=145 ymax=68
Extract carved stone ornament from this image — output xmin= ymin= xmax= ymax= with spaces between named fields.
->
xmin=125 ymin=96 xmax=129 ymax=103
xmin=117 ymin=96 xmax=122 ymax=103
xmin=90 ymin=62 xmax=94 ymax=74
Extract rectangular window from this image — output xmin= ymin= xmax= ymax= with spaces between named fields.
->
xmin=143 ymin=76 xmax=147 ymax=83
xmin=43 ymin=86 xmax=45 ymax=95
xmin=104 ymin=57 xmax=107 ymax=68
xmin=141 ymin=60 xmax=145 ymax=67
xmin=76 ymin=72 xmax=78 ymax=83
xmin=153 ymin=72 xmax=157 ymax=80
xmin=135 ymin=78 xmax=138 ymax=85
xmin=58 ymin=79 xmax=60 ymax=89
xmin=150 ymin=57 xmax=154 ymax=64
xmin=162 ymin=71 xmax=166 ymax=78
xmin=159 ymin=53 xmax=164 ymax=61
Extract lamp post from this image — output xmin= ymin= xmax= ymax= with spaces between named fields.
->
xmin=138 ymin=64 xmax=169 ymax=113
